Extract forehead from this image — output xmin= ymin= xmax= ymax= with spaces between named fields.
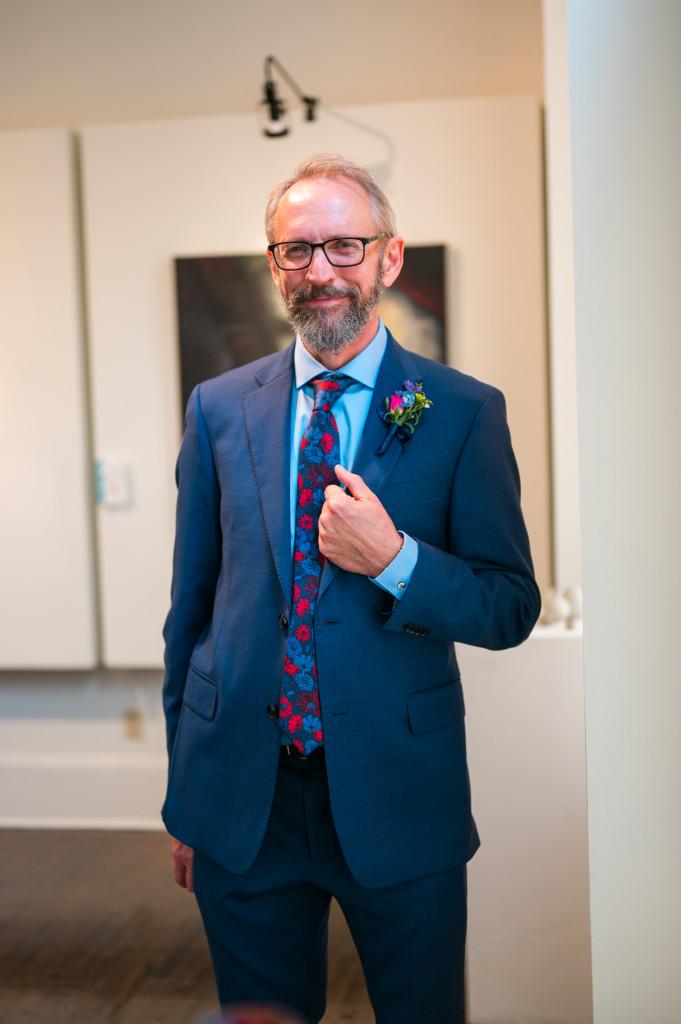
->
xmin=273 ymin=176 xmax=376 ymax=240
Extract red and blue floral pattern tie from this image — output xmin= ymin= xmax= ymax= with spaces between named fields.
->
xmin=280 ymin=374 xmax=354 ymax=754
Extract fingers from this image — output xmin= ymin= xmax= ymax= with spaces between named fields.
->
xmin=171 ymin=837 xmax=195 ymax=892
xmin=333 ymin=464 xmax=373 ymax=500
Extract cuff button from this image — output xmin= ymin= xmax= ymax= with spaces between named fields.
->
xmin=403 ymin=622 xmax=429 ymax=636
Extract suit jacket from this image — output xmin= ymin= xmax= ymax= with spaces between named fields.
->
xmin=162 ymin=333 xmax=540 ymax=888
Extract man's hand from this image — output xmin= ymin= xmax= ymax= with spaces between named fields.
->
xmin=319 ymin=465 xmax=403 ymax=577
xmin=172 ymin=837 xmax=195 ymax=892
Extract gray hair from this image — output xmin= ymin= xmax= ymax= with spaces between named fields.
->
xmin=265 ymin=153 xmax=397 ymax=243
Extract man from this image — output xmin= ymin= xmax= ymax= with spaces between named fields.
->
xmin=162 ymin=154 xmax=540 ymax=1024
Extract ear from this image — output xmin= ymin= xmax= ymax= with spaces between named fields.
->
xmin=267 ymin=249 xmax=282 ymax=289
xmin=380 ymin=236 xmax=405 ymax=288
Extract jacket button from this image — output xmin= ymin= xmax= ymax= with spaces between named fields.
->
xmin=278 ymin=614 xmax=288 ymax=629
xmin=266 ymin=704 xmax=280 ymax=719
xmin=403 ymin=622 xmax=430 ymax=636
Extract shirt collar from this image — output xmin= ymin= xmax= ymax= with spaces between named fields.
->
xmin=294 ymin=319 xmax=388 ymax=391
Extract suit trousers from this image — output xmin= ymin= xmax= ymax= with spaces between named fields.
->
xmin=193 ymin=750 xmax=467 ymax=1024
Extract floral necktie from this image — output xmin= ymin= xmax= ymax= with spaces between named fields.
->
xmin=280 ymin=374 xmax=354 ymax=755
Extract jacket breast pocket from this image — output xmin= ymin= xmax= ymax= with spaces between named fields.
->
xmin=380 ymin=475 xmax=444 ymax=507
xmin=183 ymin=664 xmax=218 ymax=721
xmin=407 ymin=681 xmax=464 ymax=735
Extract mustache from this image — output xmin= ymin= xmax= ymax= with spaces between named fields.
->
xmin=289 ymin=284 xmax=359 ymax=305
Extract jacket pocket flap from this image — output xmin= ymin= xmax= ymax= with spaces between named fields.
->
xmin=407 ymin=682 xmax=464 ymax=735
xmin=183 ymin=665 xmax=218 ymax=721
xmin=381 ymin=475 xmax=442 ymax=506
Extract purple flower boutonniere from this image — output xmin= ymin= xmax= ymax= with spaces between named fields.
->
xmin=375 ymin=380 xmax=433 ymax=456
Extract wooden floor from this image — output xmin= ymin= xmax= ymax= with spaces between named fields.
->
xmin=0 ymin=830 xmax=373 ymax=1024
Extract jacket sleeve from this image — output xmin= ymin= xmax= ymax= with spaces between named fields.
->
xmin=162 ymin=385 xmax=222 ymax=754
xmin=382 ymin=388 xmax=541 ymax=649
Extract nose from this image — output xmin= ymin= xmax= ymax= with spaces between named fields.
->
xmin=304 ymin=245 xmax=335 ymax=286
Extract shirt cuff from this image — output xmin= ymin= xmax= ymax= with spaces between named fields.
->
xmin=369 ymin=532 xmax=418 ymax=600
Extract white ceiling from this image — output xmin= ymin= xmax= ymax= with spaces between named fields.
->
xmin=0 ymin=0 xmax=543 ymax=129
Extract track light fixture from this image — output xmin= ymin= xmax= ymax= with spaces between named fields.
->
xmin=260 ymin=55 xmax=319 ymax=138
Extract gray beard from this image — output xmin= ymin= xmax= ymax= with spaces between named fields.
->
xmin=281 ymin=273 xmax=384 ymax=357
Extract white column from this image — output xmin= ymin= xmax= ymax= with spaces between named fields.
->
xmin=568 ymin=2 xmax=681 ymax=1020
xmin=543 ymin=0 xmax=582 ymax=589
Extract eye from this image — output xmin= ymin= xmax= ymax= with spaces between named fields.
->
xmin=328 ymin=238 xmax=361 ymax=253
xmin=280 ymin=242 xmax=310 ymax=259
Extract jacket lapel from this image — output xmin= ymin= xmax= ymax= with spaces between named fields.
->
xmin=352 ymin=334 xmax=409 ymax=490
xmin=243 ymin=345 xmax=295 ymax=609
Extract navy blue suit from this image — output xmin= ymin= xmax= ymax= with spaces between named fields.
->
xmin=162 ymin=333 xmax=540 ymax=1018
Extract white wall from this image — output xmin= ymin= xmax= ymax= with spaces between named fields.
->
xmin=0 ymin=668 xmax=166 ymax=828
xmin=0 ymin=129 xmax=98 ymax=667
xmin=568 ymin=2 xmax=681 ymax=1021
xmin=80 ymin=96 xmax=551 ymax=666
xmin=463 ymin=630 xmax=592 ymax=1024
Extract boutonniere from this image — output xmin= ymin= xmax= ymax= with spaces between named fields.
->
xmin=375 ymin=380 xmax=433 ymax=456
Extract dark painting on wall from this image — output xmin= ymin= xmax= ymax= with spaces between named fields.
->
xmin=175 ymin=245 xmax=446 ymax=412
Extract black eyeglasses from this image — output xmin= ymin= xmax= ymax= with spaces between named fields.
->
xmin=267 ymin=234 xmax=386 ymax=271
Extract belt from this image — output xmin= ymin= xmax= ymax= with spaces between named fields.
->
xmin=280 ymin=743 xmax=325 ymax=762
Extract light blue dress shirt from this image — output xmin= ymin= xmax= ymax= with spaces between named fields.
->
xmin=290 ymin=320 xmax=418 ymax=598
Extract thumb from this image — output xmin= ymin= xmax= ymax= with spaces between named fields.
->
xmin=334 ymin=464 xmax=374 ymax=500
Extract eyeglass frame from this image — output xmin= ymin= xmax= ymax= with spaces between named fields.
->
xmin=267 ymin=234 xmax=387 ymax=271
